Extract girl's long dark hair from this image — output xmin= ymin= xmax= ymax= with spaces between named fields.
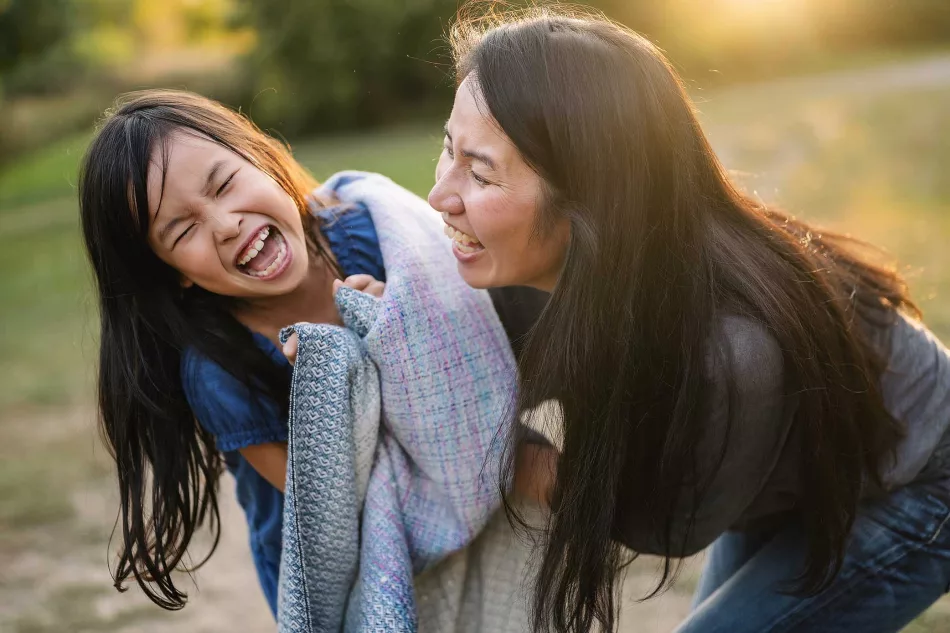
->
xmin=78 ymin=90 xmax=337 ymax=609
xmin=451 ymin=6 xmax=916 ymax=633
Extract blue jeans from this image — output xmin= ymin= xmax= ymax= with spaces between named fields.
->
xmin=677 ymin=480 xmax=950 ymax=632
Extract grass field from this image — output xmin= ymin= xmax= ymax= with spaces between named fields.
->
xmin=2 ymin=55 xmax=949 ymax=631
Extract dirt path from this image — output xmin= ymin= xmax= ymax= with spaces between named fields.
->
xmin=0 ymin=404 xmax=699 ymax=632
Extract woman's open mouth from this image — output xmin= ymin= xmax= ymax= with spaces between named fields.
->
xmin=235 ymin=225 xmax=292 ymax=280
xmin=443 ymin=224 xmax=485 ymax=254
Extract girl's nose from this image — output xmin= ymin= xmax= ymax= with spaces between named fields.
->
xmin=212 ymin=211 xmax=242 ymax=242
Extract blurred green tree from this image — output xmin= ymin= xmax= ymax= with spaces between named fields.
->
xmin=0 ymin=0 xmax=82 ymax=95
xmin=1 ymin=0 xmax=949 ymax=163
xmin=234 ymin=0 xmax=461 ymax=135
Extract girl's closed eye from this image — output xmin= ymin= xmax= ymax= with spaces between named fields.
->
xmin=173 ymin=223 xmax=197 ymax=247
xmin=216 ymin=169 xmax=238 ymax=198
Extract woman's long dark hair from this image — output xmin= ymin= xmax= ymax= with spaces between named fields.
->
xmin=451 ymin=6 xmax=916 ymax=633
xmin=78 ymin=90 xmax=338 ymax=609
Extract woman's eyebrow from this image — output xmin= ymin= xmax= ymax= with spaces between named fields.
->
xmin=462 ymin=148 xmax=497 ymax=171
xmin=443 ymin=124 xmax=497 ymax=171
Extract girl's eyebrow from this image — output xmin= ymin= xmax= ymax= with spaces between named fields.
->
xmin=201 ymin=160 xmax=227 ymax=198
xmin=158 ymin=216 xmax=184 ymax=243
xmin=156 ymin=159 xmax=226 ymax=243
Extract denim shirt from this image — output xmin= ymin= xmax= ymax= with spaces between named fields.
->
xmin=181 ymin=201 xmax=385 ymax=615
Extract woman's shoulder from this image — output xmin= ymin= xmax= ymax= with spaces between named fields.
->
xmin=874 ymin=309 xmax=949 ymax=372
xmin=710 ymin=314 xmax=785 ymax=397
xmin=874 ymin=311 xmax=950 ymax=474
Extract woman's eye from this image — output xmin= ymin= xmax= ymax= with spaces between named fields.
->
xmin=470 ymin=171 xmax=489 ymax=186
xmin=443 ymin=144 xmax=454 ymax=159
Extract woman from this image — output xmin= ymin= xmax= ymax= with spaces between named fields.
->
xmin=429 ymin=7 xmax=950 ymax=633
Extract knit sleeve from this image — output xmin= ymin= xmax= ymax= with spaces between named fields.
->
xmin=181 ymin=347 xmax=288 ymax=452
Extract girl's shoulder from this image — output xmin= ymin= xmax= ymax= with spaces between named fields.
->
xmin=181 ymin=338 xmax=288 ymax=451
xmin=311 ymin=179 xmax=386 ymax=281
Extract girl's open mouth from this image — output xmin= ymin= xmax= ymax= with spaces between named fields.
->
xmin=236 ymin=225 xmax=291 ymax=279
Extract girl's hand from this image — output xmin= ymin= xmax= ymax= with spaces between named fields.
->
xmin=332 ymin=274 xmax=385 ymax=298
xmin=282 ymin=275 xmax=385 ymax=365
xmin=282 ymin=333 xmax=299 ymax=366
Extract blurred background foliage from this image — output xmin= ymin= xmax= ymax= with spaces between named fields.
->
xmin=2 ymin=0 xmax=949 ymax=166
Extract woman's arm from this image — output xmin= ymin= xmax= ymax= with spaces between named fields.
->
xmin=513 ymin=443 xmax=558 ymax=506
xmin=239 ymin=442 xmax=289 ymax=492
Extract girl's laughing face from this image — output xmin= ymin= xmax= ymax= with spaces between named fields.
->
xmin=146 ymin=132 xmax=310 ymax=299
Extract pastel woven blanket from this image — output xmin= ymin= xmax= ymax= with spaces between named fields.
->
xmin=276 ymin=172 xmax=517 ymax=632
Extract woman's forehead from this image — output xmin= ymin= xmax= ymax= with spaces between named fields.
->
xmin=449 ymin=77 xmax=493 ymax=137
xmin=448 ymin=77 xmax=523 ymax=173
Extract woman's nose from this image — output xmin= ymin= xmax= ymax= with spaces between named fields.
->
xmin=428 ymin=176 xmax=464 ymax=216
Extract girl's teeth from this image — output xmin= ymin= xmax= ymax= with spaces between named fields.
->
xmin=246 ymin=234 xmax=287 ymax=278
xmin=238 ymin=227 xmax=274 ymax=266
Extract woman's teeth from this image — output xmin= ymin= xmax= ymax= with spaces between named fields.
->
xmin=443 ymin=223 xmax=483 ymax=253
xmin=238 ymin=226 xmax=271 ymax=266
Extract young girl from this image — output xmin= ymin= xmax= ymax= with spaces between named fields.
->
xmin=78 ymin=89 xmax=547 ymax=615
xmin=429 ymin=7 xmax=950 ymax=633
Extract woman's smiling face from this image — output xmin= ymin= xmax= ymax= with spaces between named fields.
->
xmin=428 ymin=76 xmax=569 ymax=291
xmin=146 ymin=132 xmax=311 ymax=299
